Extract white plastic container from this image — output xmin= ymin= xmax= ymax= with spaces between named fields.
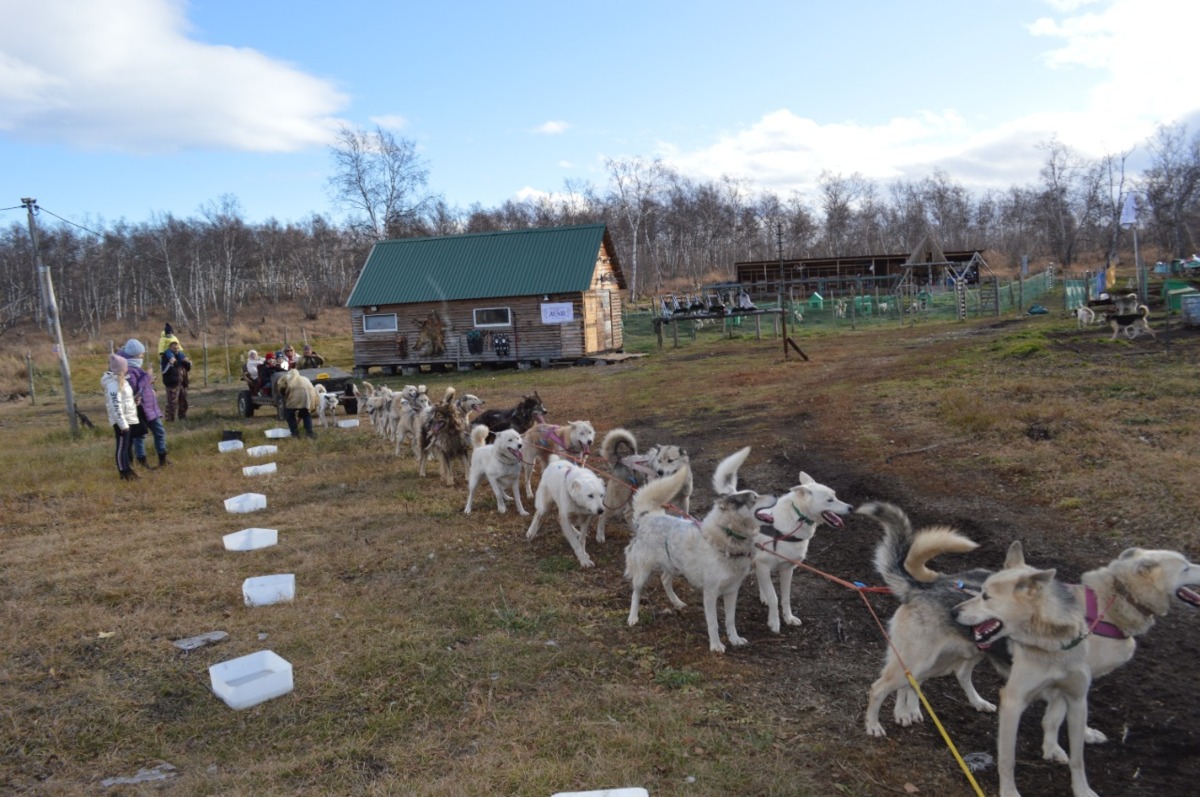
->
xmin=208 ymin=650 xmax=293 ymax=710
xmin=552 ymin=790 xmax=649 ymax=797
xmin=222 ymin=528 xmax=278 ymax=551
xmin=218 ymin=439 xmax=244 ymax=453
xmin=336 ymin=418 xmax=359 ymax=429
xmin=224 ymin=493 xmax=267 ymax=514
xmin=242 ymin=462 xmax=278 ymax=477
xmin=245 ymin=445 xmax=277 ymax=457
xmin=242 ymin=573 xmax=295 ymax=606
xmin=264 ymin=428 xmax=291 ymax=439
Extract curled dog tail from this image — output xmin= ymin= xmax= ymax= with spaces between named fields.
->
xmin=858 ymin=501 xmax=978 ymax=600
xmin=601 ymin=427 xmax=638 ymax=465
xmin=470 ymin=424 xmax=490 ymax=450
xmin=712 ymin=446 xmax=751 ymax=496
xmin=633 ymin=464 xmax=691 ymax=522
xmin=441 ymin=386 xmax=457 ymax=405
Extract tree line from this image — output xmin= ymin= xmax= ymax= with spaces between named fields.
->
xmin=2 ymin=122 xmax=1196 ymax=337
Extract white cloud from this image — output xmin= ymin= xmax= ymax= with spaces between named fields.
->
xmin=0 ymin=0 xmax=347 ymax=153
xmin=534 ymin=120 xmax=569 ymax=134
xmin=654 ymin=0 xmax=1199 ymax=197
xmin=369 ymin=115 xmax=409 ymax=132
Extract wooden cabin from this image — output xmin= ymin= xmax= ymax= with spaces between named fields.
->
xmin=345 ymin=224 xmax=626 ymax=375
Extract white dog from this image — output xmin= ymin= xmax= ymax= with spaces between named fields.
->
xmin=624 ymin=447 xmax=775 ymax=653
xmin=525 ymin=457 xmax=607 ymax=567
xmin=313 ymin=383 xmax=341 ymax=428
xmin=1073 ymin=306 xmax=1096 ymax=328
xmin=463 ymin=425 xmax=527 ymax=516
xmin=752 ymin=472 xmax=853 ymax=633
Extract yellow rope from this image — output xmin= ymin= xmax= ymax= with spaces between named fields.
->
xmin=756 ymin=543 xmax=989 ymax=796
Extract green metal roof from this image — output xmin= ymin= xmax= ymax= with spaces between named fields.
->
xmin=345 ymin=223 xmax=621 ymax=307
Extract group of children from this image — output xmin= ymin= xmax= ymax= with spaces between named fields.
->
xmin=244 ymin=343 xmax=324 ymax=394
xmin=102 ymin=323 xmax=191 ymax=480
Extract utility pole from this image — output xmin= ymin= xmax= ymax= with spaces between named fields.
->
xmin=22 ymin=198 xmax=78 ymax=434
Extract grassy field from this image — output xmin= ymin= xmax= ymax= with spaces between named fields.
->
xmin=3 ymin=290 xmax=1200 ymax=796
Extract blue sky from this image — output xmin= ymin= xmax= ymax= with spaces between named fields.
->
xmin=2 ymin=0 xmax=1197 ymax=229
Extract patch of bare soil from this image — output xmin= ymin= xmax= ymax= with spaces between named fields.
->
xmin=612 ymin=330 xmax=1200 ymax=796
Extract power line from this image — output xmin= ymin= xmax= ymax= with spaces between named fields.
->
xmin=23 ymin=204 xmax=107 ymax=238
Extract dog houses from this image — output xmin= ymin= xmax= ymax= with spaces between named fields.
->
xmin=345 ymin=224 xmax=626 ymax=374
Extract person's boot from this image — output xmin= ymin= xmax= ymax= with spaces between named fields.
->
xmin=136 ymin=456 xmax=154 ymax=470
xmin=120 ymin=468 xmax=140 ymax=481
xmin=158 ymin=451 xmax=170 ymax=467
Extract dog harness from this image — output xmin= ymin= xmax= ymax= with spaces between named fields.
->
xmin=1062 ymin=587 xmax=1128 ymax=650
xmin=769 ymin=505 xmax=815 ymax=550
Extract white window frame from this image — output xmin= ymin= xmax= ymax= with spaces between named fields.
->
xmin=473 ymin=307 xmax=512 ymax=328
xmin=363 ymin=313 xmax=398 ymax=332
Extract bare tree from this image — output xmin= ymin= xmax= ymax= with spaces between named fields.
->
xmin=606 ymin=157 xmax=669 ymax=301
xmin=328 ymin=125 xmax=432 ymax=241
xmin=1143 ymin=122 xmax=1200 ymax=257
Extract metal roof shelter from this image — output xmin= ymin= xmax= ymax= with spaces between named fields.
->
xmin=346 ymin=223 xmax=625 ymax=307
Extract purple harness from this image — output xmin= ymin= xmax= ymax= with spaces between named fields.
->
xmin=1085 ymin=587 xmax=1127 ymax=640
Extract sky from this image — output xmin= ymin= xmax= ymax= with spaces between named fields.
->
xmin=2 ymin=0 xmax=1198 ymax=230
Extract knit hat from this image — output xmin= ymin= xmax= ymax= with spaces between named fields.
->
xmin=109 ymin=353 xmax=128 ymax=373
xmin=164 ymin=323 xmax=174 ymax=335
xmin=120 ymin=338 xmax=146 ymax=357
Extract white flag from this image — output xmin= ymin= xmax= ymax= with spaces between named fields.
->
xmin=1120 ymin=193 xmax=1138 ymax=227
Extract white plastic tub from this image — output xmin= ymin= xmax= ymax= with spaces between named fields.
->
xmin=222 ymin=528 xmax=278 ymax=551
xmin=224 ymin=493 xmax=267 ymax=514
xmin=337 ymin=418 xmax=360 ymax=428
xmin=208 ymin=650 xmax=293 ymax=710
xmin=264 ymin=428 xmax=291 ymax=439
xmin=242 ymin=462 xmax=277 ymax=477
xmin=552 ymin=790 xmax=649 ymax=797
xmin=245 ymin=445 xmax=277 ymax=457
xmin=218 ymin=439 xmax=244 ymax=453
xmin=242 ymin=573 xmax=295 ymax=606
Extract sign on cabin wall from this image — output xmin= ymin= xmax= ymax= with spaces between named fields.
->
xmin=540 ymin=303 xmax=574 ymax=324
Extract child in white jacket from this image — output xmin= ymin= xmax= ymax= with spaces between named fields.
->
xmin=102 ymin=353 xmax=140 ymax=480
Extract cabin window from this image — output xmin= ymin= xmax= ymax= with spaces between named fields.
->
xmin=473 ymin=307 xmax=512 ymax=328
xmin=363 ymin=313 xmax=398 ymax=332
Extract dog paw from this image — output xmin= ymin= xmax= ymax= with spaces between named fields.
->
xmin=578 ymin=557 xmax=595 ymax=568
xmin=767 ymin=620 xmax=781 ymax=634
xmin=727 ymin=634 xmax=748 ymax=647
xmin=516 ymin=508 xmax=529 ymax=517
xmin=783 ymin=615 xmax=803 ymax=627
xmin=1042 ymin=744 xmax=1069 ymax=765
xmin=970 ymin=699 xmax=997 ymax=714
xmin=709 ymin=641 xmax=727 ymax=654
xmin=1084 ymin=727 xmax=1108 ymax=745
xmin=497 ymin=505 xmax=507 ymax=514
xmin=895 ymin=710 xmax=923 ymax=727
xmin=865 ymin=722 xmax=887 ymax=738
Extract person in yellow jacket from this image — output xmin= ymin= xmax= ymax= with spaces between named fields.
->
xmin=157 ymin=322 xmax=180 ymax=355
xmin=276 ymin=367 xmax=319 ymax=438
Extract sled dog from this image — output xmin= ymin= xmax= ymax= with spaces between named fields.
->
xmin=624 ymin=447 xmax=775 ymax=653
xmin=463 ymin=425 xmax=527 ymax=516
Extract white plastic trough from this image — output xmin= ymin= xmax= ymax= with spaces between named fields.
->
xmin=218 ymin=439 xmax=244 ymax=453
xmin=222 ymin=528 xmax=278 ymax=551
xmin=242 ymin=573 xmax=295 ymax=607
xmin=264 ymin=428 xmax=291 ymax=439
xmin=208 ymin=650 xmax=293 ymax=710
xmin=224 ymin=493 xmax=267 ymax=514
xmin=242 ymin=462 xmax=277 ymax=477
xmin=551 ymin=790 xmax=649 ymax=797
xmin=336 ymin=418 xmax=360 ymax=428
xmin=245 ymin=445 xmax=277 ymax=457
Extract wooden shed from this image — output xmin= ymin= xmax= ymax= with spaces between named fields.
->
xmin=345 ymin=223 xmax=626 ymax=375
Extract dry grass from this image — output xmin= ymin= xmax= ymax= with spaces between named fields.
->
xmin=3 ymin=290 xmax=1200 ymax=796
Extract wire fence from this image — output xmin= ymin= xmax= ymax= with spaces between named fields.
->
xmin=625 ymin=270 xmax=1058 ymax=346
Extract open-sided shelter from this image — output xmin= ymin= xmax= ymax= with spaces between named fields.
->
xmin=345 ymin=224 xmax=626 ymax=374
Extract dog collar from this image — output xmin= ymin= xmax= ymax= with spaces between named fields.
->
xmin=722 ymin=527 xmax=748 ymax=541
xmin=791 ymin=505 xmax=816 ymax=527
xmin=1111 ymin=579 xmax=1156 ymax=619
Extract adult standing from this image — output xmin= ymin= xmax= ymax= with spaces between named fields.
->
xmin=102 ymin=353 xmax=140 ymax=480
xmin=277 ymin=367 xmax=318 ymax=438
xmin=160 ymin=339 xmax=192 ymax=422
xmin=119 ymin=338 xmax=170 ymax=468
